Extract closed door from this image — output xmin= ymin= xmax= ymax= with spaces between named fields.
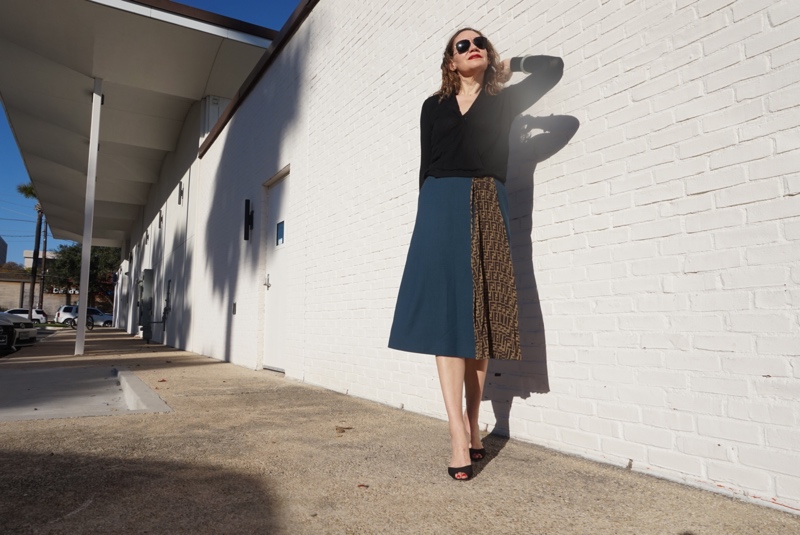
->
xmin=263 ymin=176 xmax=288 ymax=372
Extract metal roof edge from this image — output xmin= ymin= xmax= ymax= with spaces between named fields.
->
xmin=198 ymin=0 xmax=322 ymax=159
xmin=101 ymin=0 xmax=279 ymax=40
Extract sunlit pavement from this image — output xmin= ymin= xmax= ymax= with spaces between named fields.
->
xmin=1 ymin=330 xmax=798 ymax=534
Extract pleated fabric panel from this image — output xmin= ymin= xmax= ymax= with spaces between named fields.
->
xmin=470 ymin=176 xmax=522 ymax=361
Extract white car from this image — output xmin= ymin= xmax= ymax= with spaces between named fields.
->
xmin=4 ymin=308 xmax=48 ymax=324
xmin=89 ymin=309 xmax=114 ymax=327
xmin=55 ymin=305 xmax=114 ymax=327
xmin=0 ymin=312 xmax=38 ymax=355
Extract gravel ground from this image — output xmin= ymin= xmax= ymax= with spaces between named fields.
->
xmin=1 ymin=330 xmax=799 ymax=534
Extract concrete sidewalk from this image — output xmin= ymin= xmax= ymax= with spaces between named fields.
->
xmin=1 ymin=331 xmax=798 ymax=534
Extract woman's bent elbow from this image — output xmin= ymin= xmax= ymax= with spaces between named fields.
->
xmin=551 ymin=57 xmax=564 ymax=82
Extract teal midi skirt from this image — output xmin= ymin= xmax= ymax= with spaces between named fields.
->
xmin=388 ymin=176 xmax=520 ymax=359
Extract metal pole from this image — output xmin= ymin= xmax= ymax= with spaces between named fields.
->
xmin=26 ymin=207 xmax=42 ymax=321
xmin=75 ymin=78 xmax=103 ymax=356
xmin=38 ymin=219 xmax=47 ymax=310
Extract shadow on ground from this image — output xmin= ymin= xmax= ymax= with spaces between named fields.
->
xmin=0 ymin=450 xmax=279 ymax=533
xmin=0 ymin=330 xmax=220 ymax=373
xmin=2 ymin=331 xmax=799 ymax=534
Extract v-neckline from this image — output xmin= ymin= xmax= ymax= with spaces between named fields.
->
xmin=455 ymin=91 xmax=481 ymax=116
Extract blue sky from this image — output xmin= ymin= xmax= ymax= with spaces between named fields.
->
xmin=0 ymin=0 xmax=298 ymax=264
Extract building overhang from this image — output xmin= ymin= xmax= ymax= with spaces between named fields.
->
xmin=0 ymin=0 xmax=275 ymax=247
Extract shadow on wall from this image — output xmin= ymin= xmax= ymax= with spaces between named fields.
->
xmin=204 ymin=27 xmax=311 ymax=362
xmin=0 ymin=450 xmax=279 ymax=532
xmin=158 ymin=225 xmax=192 ymax=350
xmin=150 ymin=213 xmax=166 ymax=345
xmin=484 ymin=113 xmax=580 ymax=438
xmin=165 ymin=238 xmax=193 ymax=351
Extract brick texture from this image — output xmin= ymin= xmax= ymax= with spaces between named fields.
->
xmin=115 ymin=0 xmax=800 ymax=516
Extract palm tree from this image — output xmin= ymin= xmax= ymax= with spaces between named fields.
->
xmin=17 ymin=182 xmax=42 ymax=322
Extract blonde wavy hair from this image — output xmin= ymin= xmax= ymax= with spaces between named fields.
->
xmin=437 ymin=27 xmax=504 ymax=102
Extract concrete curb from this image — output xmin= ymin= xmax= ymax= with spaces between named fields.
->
xmin=118 ymin=369 xmax=172 ymax=414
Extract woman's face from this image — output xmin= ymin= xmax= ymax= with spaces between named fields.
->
xmin=449 ymin=30 xmax=489 ymax=77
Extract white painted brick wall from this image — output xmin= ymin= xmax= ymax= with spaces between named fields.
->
xmin=116 ymin=0 xmax=800 ymax=516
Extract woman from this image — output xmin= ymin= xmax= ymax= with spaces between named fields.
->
xmin=389 ymin=28 xmax=563 ymax=481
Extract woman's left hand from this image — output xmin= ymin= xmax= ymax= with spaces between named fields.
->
xmin=496 ymin=59 xmax=512 ymax=83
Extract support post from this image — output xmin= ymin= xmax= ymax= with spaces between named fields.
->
xmin=75 ymin=78 xmax=103 ymax=355
xmin=27 ymin=207 xmax=42 ymax=321
xmin=38 ymin=219 xmax=48 ymax=310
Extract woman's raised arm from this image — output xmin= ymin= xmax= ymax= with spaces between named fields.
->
xmin=503 ymin=55 xmax=564 ymax=115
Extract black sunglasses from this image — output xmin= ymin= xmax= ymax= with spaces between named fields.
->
xmin=455 ymin=36 xmax=487 ymax=55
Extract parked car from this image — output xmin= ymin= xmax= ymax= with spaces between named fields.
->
xmin=0 ymin=312 xmax=38 ymax=355
xmin=4 ymin=308 xmax=48 ymax=324
xmin=55 ymin=305 xmax=113 ymax=327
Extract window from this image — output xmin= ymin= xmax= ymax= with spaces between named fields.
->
xmin=276 ymin=221 xmax=285 ymax=246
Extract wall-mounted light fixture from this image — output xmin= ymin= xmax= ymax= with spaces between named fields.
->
xmin=244 ymin=199 xmax=254 ymax=241
xmin=158 ymin=210 xmax=163 ymax=229
xmin=178 ymin=181 xmax=184 ymax=205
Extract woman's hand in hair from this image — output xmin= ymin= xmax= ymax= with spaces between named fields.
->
xmin=496 ymin=59 xmax=512 ymax=84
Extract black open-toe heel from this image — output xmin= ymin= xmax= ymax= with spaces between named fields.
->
xmin=469 ymin=448 xmax=487 ymax=461
xmin=448 ymin=465 xmax=473 ymax=481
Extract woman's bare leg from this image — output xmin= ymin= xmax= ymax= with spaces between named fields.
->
xmin=464 ymin=358 xmax=488 ymax=451
xmin=436 ymin=356 xmax=471 ymax=474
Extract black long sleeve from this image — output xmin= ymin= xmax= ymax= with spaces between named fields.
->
xmin=419 ymin=97 xmax=435 ymax=189
xmin=506 ymin=56 xmax=564 ymax=115
xmin=418 ymin=56 xmax=563 ymax=189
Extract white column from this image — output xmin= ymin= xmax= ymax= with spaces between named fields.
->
xmin=75 ymin=78 xmax=103 ymax=356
